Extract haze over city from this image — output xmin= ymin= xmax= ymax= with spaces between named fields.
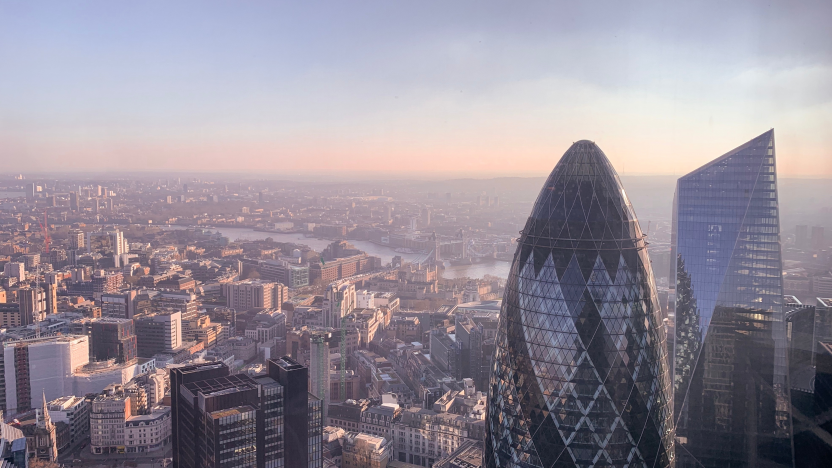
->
xmin=2 ymin=1 xmax=831 ymax=177
xmin=1 ymin=2 xmax=832 ymax=468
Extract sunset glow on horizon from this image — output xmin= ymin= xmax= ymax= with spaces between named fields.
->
xmin=2 ymin=1 xmax=830 ymax=178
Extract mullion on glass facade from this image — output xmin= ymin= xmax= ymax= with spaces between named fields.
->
xmin=485 ymin=141 xmax=674 ymax=468
xmin=671 ymin=130 xmax=793 ymax=468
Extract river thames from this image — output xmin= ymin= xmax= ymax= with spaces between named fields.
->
xmin=199 ymin=227 xmax=511 ymax=280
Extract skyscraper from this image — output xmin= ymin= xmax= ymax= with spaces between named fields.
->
xmin=170 ymin=358 xmax=317 ymax=468
xmin=671 ymin=130 xmax=792 ymax=467
xmin=484 ymin=141 xmax=674 ymax=468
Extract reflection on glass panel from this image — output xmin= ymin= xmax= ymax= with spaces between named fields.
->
xmin=485 ymin=141 xmax=673 ymax=468
xmin=672 ymin=130 xmax=793 ymax=467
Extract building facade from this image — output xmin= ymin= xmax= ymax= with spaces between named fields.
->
xmin=671 ymin=130 xmax=792 ymax=467
xmin=484 ymin=141 xmax=674 ymax=468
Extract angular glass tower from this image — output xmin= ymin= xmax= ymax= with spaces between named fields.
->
xmin=485 ymin=141 xmax=674 ymax=468
xmin=671 ymin=130 xmax=792 ymax=467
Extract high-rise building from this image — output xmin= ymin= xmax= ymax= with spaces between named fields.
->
xmin=44 ymin=283 xmax=57 ymax=315
xmin=671 ymin=130 xmax=792 ymax=467
xmin=310 ymin=331 xmax=331 ymax=422
xmin=68 ymin=229 xmax=85 ymax=250
xmin=4 ymin=262 xmax=25 ymax=282
xmin=69 ymin=191 xmax=79 ymax=212
xmin=19 ymin=287 xmax=46 ymax=323
xmin=484 ymin=141 xmax=674 ymax=468
xmin=91 ymin=317 xmax=137 ymax=364
xmin=170 ymin=357 xmax=317 ymax=468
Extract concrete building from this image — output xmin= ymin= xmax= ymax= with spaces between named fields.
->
xmin=323 ymin=282 xmax=356 ymax=329
xmin=310 ymin=331 xmax=332 ymax=422
xmin=152 ymin=290 xmax=198 ymax=321
xmin=90 ymin=384 xmax=132 ymax=454
xmin=225 ymin=279 xmax=288 ymax=311
xmin=44 ymin=283 xmax=58 ymax=315
xmin=91 ymin=317 xmax=137 ymax=364
xmin=342 ymin=432 xmax=391 ymax=468
xmin=3 ymin=262 xmax=25 ymax=282
xmin=2 ymin=335 xmax=90 ymax=416
xmin=101 ymin=290 xmax=138 ymax=319
xmin=69 ymin=230 xmax=85 ymax=250
xmin=135 ymin=311 xmax=182 ymax=358
xmin=391 ymin=408 xmax=484 ymax=467
xmin=124 ymin=406 xmax=171 ymax=453
xmin=18 ymin=286 xmax=46 ymax=323
xmin=47 ymin=395 xmax=90 ymax=445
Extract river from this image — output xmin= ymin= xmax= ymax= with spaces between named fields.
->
xmin=198 ymin=227 xmax=511 ymax=280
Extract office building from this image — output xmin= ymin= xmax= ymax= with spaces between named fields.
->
xmin=226 ymin=279 xmax=288 ymax=311
xmin=484 ymin=141 xmax=674 ymax=468
xmin=152 ymin=290 xmax=199 ymax=321
xmin=69 ymin=229 xmax=85 ymax=250
xmin=671 ymin=130 xmax=791 ymax=467
xmin=3 ymin=262 xmax=25 ymax=282
xmin=101 ymin=290 xmax=138 ymax=319
xmin=341 ymin=432 xmax=390 ymax=468
xmin=310 ymin=331 xmax=332 ymax=422
xmin=2 ymin=335 xmax=90 ymax=415
xmin=91 ymin=317 xmax=137 ymax=364
xmin=135 ymin=311 xmax=182 ymax=357
xmin=19 ymin=286 xmax=46 ymax=323
xmin=394 ymin=407 xmax=484 ymax=467
xmin=323 ymin=282 xmax=356 ymax=329
xmin=90 ymin=384 xmax=132 ymax=454
xmin=44 ymin=283 xmax=57 ymax=315
xmin=92 ymin=270 xmax=123 ymax=298
xmin=171 ymin=357 xmax=317 ymax=468
xmin=47 ymin=395 xmax=90 ymax=445
xmin=69 ymin=191 xmax=79 ymax=212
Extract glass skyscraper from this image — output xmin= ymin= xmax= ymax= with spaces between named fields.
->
xmin=671 ymin=129 xmax=793 ymax=467
xmin=485 ymin=141 xmax=674 ymax=468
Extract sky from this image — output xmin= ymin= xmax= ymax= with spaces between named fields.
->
xmin=1 ymin=1 xmax=830 ymax=178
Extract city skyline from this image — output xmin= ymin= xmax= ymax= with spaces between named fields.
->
xmin=2 ymin=1 xmax=831 ymax=177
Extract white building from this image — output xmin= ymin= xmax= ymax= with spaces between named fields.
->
xmin=2 ymin=336 xmax=90 ymax=416
xmin=124 ymin=406 xmax=171 ymax=453
xmin=356 ymin=290 xmax=376 ymax=309
xmin=47 ymin=395 xmax=90 ymax=444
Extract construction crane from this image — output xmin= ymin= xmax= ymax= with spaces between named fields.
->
xmin=39 ymin=209 xmax=50 ymax=253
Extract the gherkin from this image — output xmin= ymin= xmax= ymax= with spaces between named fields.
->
xmin=484 ymin=141 xmax=675 ymax=468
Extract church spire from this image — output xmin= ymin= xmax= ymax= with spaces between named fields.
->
xmin=38 ymin=390 xmax=52 ymax=430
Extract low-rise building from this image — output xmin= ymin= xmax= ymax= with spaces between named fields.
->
xmin=47 ymin=395 xmax=90 ymax=445
xmin=342 ymin=432 xmax=391 ymax=468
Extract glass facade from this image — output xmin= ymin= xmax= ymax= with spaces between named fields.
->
xmin=671 ymin=129 xmax=793 ymax=467
xmin=485 ymin=141 xmax=674 ymax=468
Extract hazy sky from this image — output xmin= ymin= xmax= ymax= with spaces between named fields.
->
xmin=1 ymin=1 xmax=830 ymax=177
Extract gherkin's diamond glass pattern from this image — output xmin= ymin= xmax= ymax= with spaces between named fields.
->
xmin=485 ymin=141 xmax=675 ymax=468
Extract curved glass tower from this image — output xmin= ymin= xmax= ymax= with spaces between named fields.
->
xmin=484 ymin=141 xmax=674 ymax=468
